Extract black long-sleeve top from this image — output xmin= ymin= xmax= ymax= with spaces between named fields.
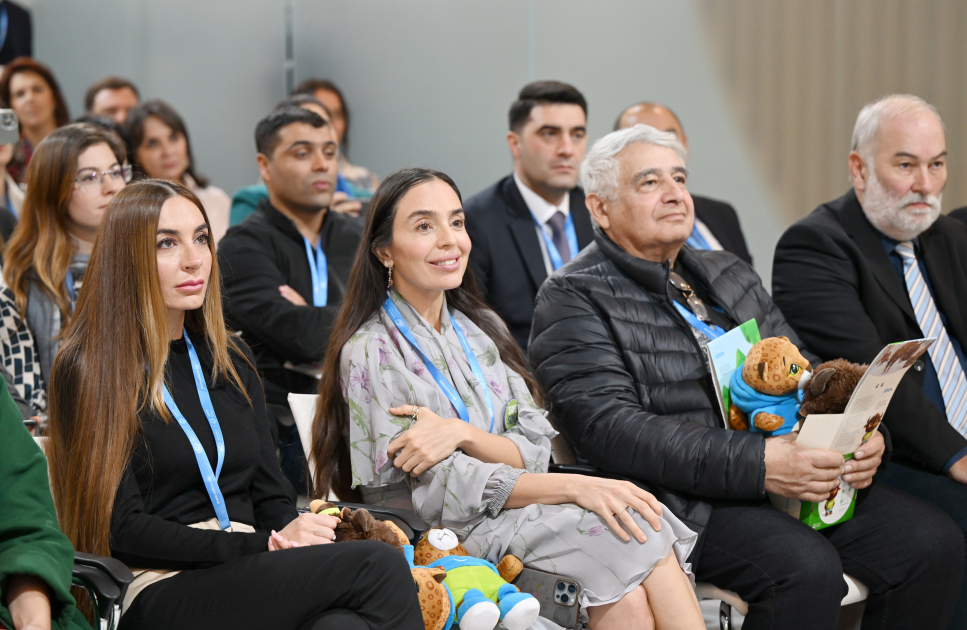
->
xmin=109 ymin=332 xmax=297 ymax=570
xmin=218 ymin=199 xmax=362 ymax=407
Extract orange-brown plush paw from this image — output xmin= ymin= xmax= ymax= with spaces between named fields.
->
xmin=412 ymin=566 xmax=449 ymax=630
xmin=729 ymin=405 xmax=749 ymax=431
xmin=753 ymin=412 xmax=784 ymax=432
xmin=497 ymin=555 xmax=524 ymax=583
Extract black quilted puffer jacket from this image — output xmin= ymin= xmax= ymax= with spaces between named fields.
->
xmin=528 ymin=228 xmax=821 ymax=551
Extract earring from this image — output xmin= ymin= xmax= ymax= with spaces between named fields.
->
xmin=387 ymin=266 xmax=394 ymax=288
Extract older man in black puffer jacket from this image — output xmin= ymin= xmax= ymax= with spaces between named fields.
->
xmin=529 ymin=124 xmax=963 ymax=630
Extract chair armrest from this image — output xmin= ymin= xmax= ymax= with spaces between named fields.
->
xmin=72 ymin=564 xmax=120 ymax=621
xmin=334 ymin=502 xmax=429 ymax=544
xmin=74 ymin=551 xmax=134 ymax=605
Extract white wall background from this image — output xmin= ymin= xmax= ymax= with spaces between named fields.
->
xmin=30 ymin=0 xmax=782 ymax=283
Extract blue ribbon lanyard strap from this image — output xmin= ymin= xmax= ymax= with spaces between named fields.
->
xmin=672 ymin=301 xmax=726 ymax=340
xmin=164 ymin=328 xmax=230 ymax=530
xmin=65 ymin=272 xmax=76 ymax=313
xmin=302 ymin=236 xmax=328 ymax=307
xmin=532 ymin=212 xmax=579 ymax=271
xmin=383 ymin=296 xmax=495 ymax=433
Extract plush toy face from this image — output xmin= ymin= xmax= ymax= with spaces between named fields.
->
xmin=414 ymin=527 xmax=470 ymax=566
xmin=742 ymin=336 xmax=812 ymax=396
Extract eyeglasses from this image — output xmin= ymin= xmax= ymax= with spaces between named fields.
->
xmin=75 ymin=165 xmax=133 ymax=189
xmin=668 ymin=271 xmax=712 ymax=322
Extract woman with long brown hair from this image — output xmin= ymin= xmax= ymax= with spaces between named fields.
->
xmin=45 ymin=179 xmax=422 ymax=630
xmin=312 ymin=168 xmax=703 ymax=630
xmin=3 ymin=123 xmax=129 ymax=387
xmin=0 ymin=57 xmax=71 ymax=183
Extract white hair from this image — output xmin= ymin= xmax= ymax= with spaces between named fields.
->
xmin=851 ymin=94 xmax=944 ymax=159
xmin=580 ymin=124 xmax=689 ymax=202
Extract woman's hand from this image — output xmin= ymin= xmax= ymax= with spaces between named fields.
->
xmin=387 ymin=405 xmax=467 ymax=477
xmin=330 ymin=192 xmax=363 ymax=217
xmin=6 ymin=574 xmax=51 ymax=630
xmin=276 ymin=512 xmax=339 ymax=546
xmin=569 ymin=476 xmax=665 ymax=544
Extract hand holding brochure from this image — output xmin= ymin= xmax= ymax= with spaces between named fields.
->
xmin=775 ymin=338 xmax=935 ymax=529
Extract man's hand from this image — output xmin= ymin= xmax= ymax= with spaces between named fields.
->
xmin=843 ymin=431 xmax=885 ymax=489
xmin=764 ymin=433 xmax=845 ymax=501
xmin=949 ymin=455 xmax=967 ymax=485
xmin=279 ymin=285 xmax=308 ymax=306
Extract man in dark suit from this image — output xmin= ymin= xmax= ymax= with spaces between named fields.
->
xmin=464 ymin=81 xmax=594 ymax=350
xmin=0 ymin=1 xmax=31 ymax=65
xmin=773 ymin=94 xmax=967 ymax=627
xmin=615 ymin=102 xmax=753 ymax=265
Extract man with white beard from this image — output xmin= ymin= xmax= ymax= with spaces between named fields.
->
xmin=774 ymin=94 xmax=967 ymax=627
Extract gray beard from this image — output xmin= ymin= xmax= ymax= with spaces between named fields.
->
xmin=861 ymin=171 xmax=942 ymax=241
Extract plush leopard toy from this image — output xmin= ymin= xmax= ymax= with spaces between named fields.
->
xmin=728 ymin=336 xmax=812 ymax=435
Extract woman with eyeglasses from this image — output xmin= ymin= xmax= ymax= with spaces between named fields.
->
xmin=124 ymin=100 xmax=232 ymax=246
xmin=4 ymin=123 xmax=130 ymax=387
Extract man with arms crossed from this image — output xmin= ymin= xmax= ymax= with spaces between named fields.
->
xmin=219 ymin=108 xmax=361 ymax=495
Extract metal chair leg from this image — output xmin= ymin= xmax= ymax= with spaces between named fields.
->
xmin=719 ymin=601 xmax=732 ymax=630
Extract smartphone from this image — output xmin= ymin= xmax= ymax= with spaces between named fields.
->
xmin=513 ymin=567 xmax=581 ymax=629
xmin=0 ymin=109 xmax=17 ymax=145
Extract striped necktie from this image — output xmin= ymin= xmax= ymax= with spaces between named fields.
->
xmin=895 ymin=241 xmax=967 ymax=433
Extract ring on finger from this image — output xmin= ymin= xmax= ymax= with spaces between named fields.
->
xmin=410 ymin=406 xmax=420 ymax=423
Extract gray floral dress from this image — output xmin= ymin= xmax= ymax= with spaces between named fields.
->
xmin=341 ymin=291 xmax=697 ymax=625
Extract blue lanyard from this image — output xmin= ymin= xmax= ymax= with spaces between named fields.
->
xmin=686 ymin=223 xmax=712 ymax=251
xmin=163 ymin=328 xmax=230 ymax=530
xmin=65 ymin=271 xmax=75 ymax=313
xmin=383 ymin=296 xmax=495 ymax=433
xmin=672 ymin=301 xmax=726 ymax=340
xmin=302 ymin=236 xmax=328 ymax=307
xmin=532 ymin=212 xmax=579 ymax=271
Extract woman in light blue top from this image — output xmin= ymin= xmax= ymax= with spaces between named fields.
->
xmin=312 ymin=168 xmax=703 ymax=630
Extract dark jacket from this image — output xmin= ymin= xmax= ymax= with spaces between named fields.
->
xmin=218 ymin=199 xmax=362 ymax=407
xmin=528 ymin=228 xmax=818 ymax=552
xmin=693 ymin=194 xmax=753 ymax=265
xmin=948 ymin=206 xmax=967 ymax=227
xmin=464 ymin=174 xmax=594 ymax=350
xmin=773 ymin=189 xmax=967 ymax=471
xmin=0 ymin=1 xmax=31 ymax=65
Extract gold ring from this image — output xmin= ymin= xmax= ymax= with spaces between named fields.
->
xmin=411 ymin=406 xmax=420 ymax=423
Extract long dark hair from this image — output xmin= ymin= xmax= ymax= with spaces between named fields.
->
xmin=124 ymin=99 xmax=210 ymax=187
xmin=311 ymin=168 xmax=544 ymax=500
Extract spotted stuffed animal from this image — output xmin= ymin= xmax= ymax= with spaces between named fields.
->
xmin=728 ymin=336 xmax=812 ymax=435
xmin=407 ymin=527 xmax=540 ymax=630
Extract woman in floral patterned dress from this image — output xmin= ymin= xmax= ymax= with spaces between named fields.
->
xmin=311 ymin=168 xmax=702 ymax=630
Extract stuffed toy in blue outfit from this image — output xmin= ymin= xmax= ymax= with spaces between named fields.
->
xmin=727 ymin=336 xmax=812 ymax=435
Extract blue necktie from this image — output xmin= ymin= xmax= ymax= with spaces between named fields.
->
xmin=896 ymin=241 xmax=967 ymax=433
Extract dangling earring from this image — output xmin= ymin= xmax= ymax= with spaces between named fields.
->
xmin=387 ymin=266 xmax=394 ymax=288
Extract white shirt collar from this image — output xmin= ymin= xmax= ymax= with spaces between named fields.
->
xmin=513 ymin=171 xmax=570 ymax=225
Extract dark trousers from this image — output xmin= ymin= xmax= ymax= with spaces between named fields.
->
xmin=694 ymin=483 xmax=963 ymax=629
xmin=877 ymin=460 xmax=967 ymax=629
xmin=119 ymin=540 xmax=424 ymax=630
